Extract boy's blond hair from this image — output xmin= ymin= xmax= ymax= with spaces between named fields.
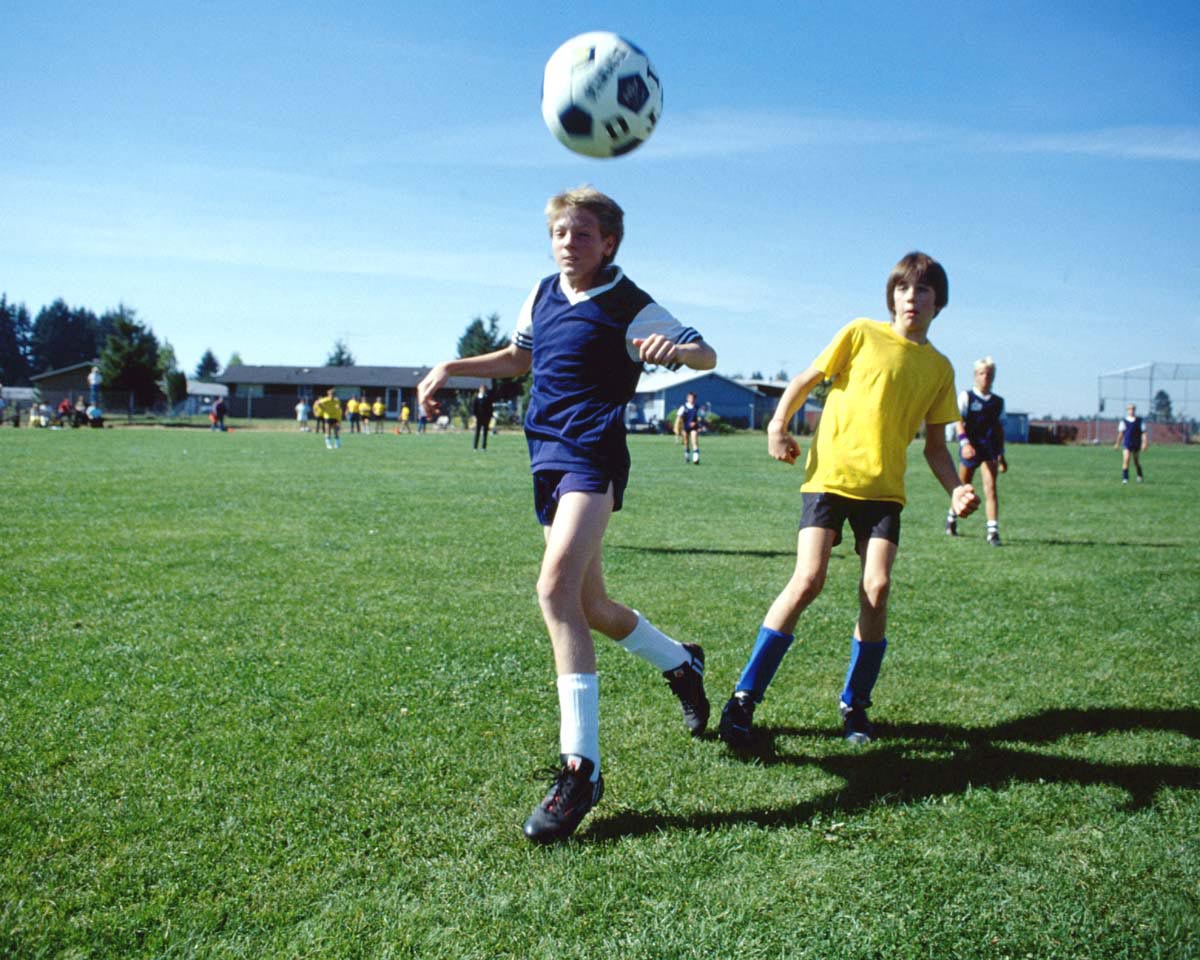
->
xmin=973 ymin=356 xmax=996 ymax=373
xmin=545 ymin=186 xmax=624 ymax=266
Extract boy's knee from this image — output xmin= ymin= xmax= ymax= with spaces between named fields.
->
xmin=860 ymin=572 xmax=891 ymax=609
xmin=789 ymin=569 xmax=826 ymax=607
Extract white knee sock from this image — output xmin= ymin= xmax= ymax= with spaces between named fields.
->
xmin=557 ymin=673 xmax=600 ymax=780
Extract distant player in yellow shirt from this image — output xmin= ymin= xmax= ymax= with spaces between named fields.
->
xmin=315 ymin=389 xmax=342 ymax=449
xmin=719 ymin=252 xmax=980 ymax=749
xmin=371 ymin=397 xmax=385 ymax=433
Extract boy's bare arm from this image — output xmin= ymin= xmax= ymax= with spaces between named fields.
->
xmin=924 ymin=428 xmax=980 ymax=517
xmin=417 ymin=344 xmax=531 ymax=414
xmin=766 ymin=366 xmax=825 ymax=464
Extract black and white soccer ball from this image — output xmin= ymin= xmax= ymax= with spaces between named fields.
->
xmin=541 ymin=32 xmax=662 ymax=159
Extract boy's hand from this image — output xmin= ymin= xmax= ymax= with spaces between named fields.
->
xmin=998 ymin=454 xmax=1008 ymax=474
xmin=417 ymin=364 xmax=448 ymax=416
xmin=960 ymin=440 xmax=976 ymax=461
xmin=632 ymin=334 xmax=678 ymax=367
xmin=952 ymin=483 xmax=980 ymax=518
xmin=767 ymin=423 xmax=801 ymax=464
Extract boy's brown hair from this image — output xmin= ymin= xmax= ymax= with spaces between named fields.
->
xmin=886 ymin=251 xmax=949 ymax=316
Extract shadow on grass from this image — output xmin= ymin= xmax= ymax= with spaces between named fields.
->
xmin=1016 ymin=538 xmax=1185 ymax=549
xmin=611 ymin=544 xmax=796 ymax=559
xmin=585 ymin=707 xmax=1200 ymax=842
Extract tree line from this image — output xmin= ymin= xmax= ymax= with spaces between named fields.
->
xmin=0 ymin=294 xmax=240 ymax=410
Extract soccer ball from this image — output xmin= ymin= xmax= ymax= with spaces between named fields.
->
xmin=541 ymin=32 xmax=662 ymax=159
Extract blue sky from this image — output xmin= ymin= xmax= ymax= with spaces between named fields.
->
xmin=3 ymin=0 xmax=1197 ymax=416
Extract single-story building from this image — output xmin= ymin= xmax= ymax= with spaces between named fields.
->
xmin=215 ymin=364 xmax=489 ymax=420
xmin=29 ymin=359 xmax=99 ymax=407
xmin=632 ymin=369 xmax=772 ymax=430
xmin=178 ymin=379 xmax=229 ymax=416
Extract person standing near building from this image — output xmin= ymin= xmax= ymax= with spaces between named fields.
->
xmin=295 ymin=397 xmax=311 ymax=432
xmin=88 ymin=366 xmax=102 ymax=405
xmin=472 ymin=385 xmax=494 ymax=450
xmin=1116 ymin=403 xmax=1148 ymax=483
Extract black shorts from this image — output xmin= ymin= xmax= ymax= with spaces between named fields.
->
xmin=533 ymin=469 xmax=627 ymax=527
xmin=800 ymin=492 xmax=902 ymax=551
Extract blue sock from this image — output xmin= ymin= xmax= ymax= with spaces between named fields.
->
xmin=735 ymin=625 xmax=794 ymax=702
xmin=840 ymin=638 xmax=887 ymax=710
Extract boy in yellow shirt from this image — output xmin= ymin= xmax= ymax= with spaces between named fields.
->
xmin=719 ymin=252 xmax=979 ymax=748
xmin=316 ymin=389 xmax=342 ymax=449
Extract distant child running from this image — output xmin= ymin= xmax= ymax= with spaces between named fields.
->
xmin=719 ymin=252 xmax=979 ymax=750
xmin=419 ymin=186 xmax=716 ymax=843
xmin=946 ymin=356 xmax=1007 ymax=546
xmin=674 ymin=392 xmax=704 ymax=464
xmin=1116 ymin=403 xmax=1148 ymax=483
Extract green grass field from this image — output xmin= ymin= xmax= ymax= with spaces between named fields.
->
xmin=2 ymin=426 xmax=1197 ymax=959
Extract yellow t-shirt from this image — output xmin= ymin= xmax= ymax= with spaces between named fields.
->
xmin=317 ymin=396 xmax=342 ymax=422
xmin=346 ymin=398 xmax=359 ymax=416
xmin=802 ymin=318 xmax=958 ymax=505
xmin=372 ymin=400 xmax=384 ymax=417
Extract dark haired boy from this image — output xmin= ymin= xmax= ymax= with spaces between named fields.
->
xmin=719 ymin=252 xmax=980 ymax=749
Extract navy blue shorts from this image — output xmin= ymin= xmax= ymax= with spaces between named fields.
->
xmin=960 ymin=442 xmax=1001 ymax=470
xmin=532 ymin=469 xmax=627 ymax=527
xmin=799 ymin=492 xmax=901 ymax=551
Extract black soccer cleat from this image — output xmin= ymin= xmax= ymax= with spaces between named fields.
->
xmin=945 ymin=516 xmax=958 ymax=536
xmin=663 ymin=643 xmax=709 ymax=736
xmin=840 ymin=700 xmax=876 ymax=746
xmin=718 ymin=692 xmax=756 ymax=750
xmin=523 ymin=755 xmax=604 ymax=844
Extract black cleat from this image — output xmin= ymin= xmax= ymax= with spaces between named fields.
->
xmin=663 ymin=643 xmax=709 ymax=736
xmin=523 ymin=756 xmax=603 ymax=844
xmin=945 ymin=516 xmax=958 ymax=536
xmin=718 ymin=692 xmax=756 ymax=750
xmin=987 ymin=533 xmax=1002 ymax=547
xmin=840 ymin=700 xmax=876 ymax=746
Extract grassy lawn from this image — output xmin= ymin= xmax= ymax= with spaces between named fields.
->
xmin=2 ymin=426 xmax=1197 ymax=959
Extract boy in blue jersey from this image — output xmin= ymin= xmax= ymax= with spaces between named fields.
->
xmin=675 ymin=392 xmax=704 ymax=464
xmin=418 ymin=187 xmax=717 ymax=843
xmin=1116 ymin=403 xmax=1148 ymax=483
xmin=718 ymin=253 xmax=980 ymax=750
xmin=946 ymin=356 xmax=1008 ymax=546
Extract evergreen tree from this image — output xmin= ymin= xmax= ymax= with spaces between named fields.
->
xmin=1153 ymin=389 xmax=1173 ymax=422
xmin=195 ymin=349 xmax=221 ymax=380
xmin=226 ymin=351 xmax=244 ymax=370
xmin=98 ymin=306 xmax=165 ymax=408
xmin=29 ymin=299 xmax=100 ymax=373
xmin=457 ymin=313 xmax=508 ymax=358
xmin=326 ymin=339 xmax=355 ymax=366
xmin=0 ymin=295 xmax=34 ymax=384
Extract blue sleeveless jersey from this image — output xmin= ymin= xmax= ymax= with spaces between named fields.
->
xmin=515 ymin=268 xmax=701 ymax=475
xmin=1120 ymin=416 xmax=1144 ymax=450
xmin=960 ymin=389 xmax=1005 ymax=452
